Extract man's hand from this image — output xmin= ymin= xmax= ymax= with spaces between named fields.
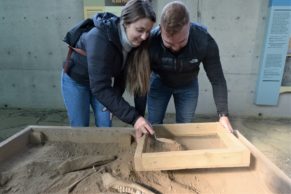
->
xmin=134 ymin=116 xmax=155 ymax=139
xmin=219 ymin=116 xmax=234 ymax=133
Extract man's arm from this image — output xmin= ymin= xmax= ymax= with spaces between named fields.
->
xmin=202 ymin=34 xmax=233 ymax=132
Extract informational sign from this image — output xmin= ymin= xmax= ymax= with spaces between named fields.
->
xmin=84 ymin=0 xmax=127 ymax=19
xmin=105 ymin=0 xmax=128 ymax=6
xmin=255 ymin=0 xmax=291 ymax=105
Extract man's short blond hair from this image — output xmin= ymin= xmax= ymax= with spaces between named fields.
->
xmin=160 ymin=1 xmax=190 ymax=36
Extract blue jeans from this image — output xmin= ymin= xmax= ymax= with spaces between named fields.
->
xmin=148 ymin=72 xmax=199 ymax=124
xmin=61 ymin=71 xmax=111 ymax=127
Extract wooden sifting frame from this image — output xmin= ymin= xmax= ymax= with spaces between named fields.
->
xmin=134 ymin=122 xmax=250 ymax=171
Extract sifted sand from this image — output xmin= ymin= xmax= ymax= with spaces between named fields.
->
xmin=0 ymin=140 xmax=204 ymax=194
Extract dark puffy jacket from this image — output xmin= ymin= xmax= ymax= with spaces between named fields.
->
xmin=149 ymin=23 xmax=228 ymax=114
xmin=67 ymin=13 xmax=141 ymax=125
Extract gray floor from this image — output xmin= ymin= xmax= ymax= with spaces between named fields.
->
xmin=0 ymin=108 xmax=290 ymax=178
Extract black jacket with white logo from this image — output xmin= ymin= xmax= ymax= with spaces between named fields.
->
xmin=149 ymin=23 xmax=229 ymax=114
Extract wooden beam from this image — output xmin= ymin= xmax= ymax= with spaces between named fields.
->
xmin=30 ymin=125 xmax=133 ymax=148
xmin=237 ymin=130 xmax=291 ymax=193
xmin=153 ymin=122 xmax=222 ymax=137
xmin=139 ymin=148 xmax=250 ymax=171
xmin=134 ymin=135 xmax=148 ymax=171
xmin=0 ymin=126 xmax=31 ymax=163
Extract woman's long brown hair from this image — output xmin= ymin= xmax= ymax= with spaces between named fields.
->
xmin=121 ymin=0 xmax=156 ymax=96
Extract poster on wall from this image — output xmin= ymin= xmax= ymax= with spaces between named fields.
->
xmin=83 ymin=0 xmax=129 ymax=19
xmin=105 ymin=0 xmax=128 ymax=6
xmin=104 ymin=0 xmax=128 ymax=16
xmin=255 ymin=0 xmax=291 ymax=105
xmin=281 ymin=37 xmax=291 ymax=88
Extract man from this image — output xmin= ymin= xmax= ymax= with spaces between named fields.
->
xmin=148 ymin=1 xmax=233 ymax=132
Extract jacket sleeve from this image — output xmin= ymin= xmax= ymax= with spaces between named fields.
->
xmin=85 ymin=28 xmax=140 ymax=125
xmin=202 ymin=34 xmax=229 ymax=115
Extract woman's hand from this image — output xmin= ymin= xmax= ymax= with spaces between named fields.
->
xmin=134 ymin=116 xmax=155 ymax=139
xmin=219 ymin=116 xmax=234 ymax=133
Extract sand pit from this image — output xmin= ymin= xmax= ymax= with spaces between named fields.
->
xmin=0 ymin=140 xmax=206 ymax=194
xmin=1 ymin=125 xmax=290 ymax=194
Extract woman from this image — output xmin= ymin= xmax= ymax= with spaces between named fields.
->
xmin=61 ymin=0 xmax=155 ymax=138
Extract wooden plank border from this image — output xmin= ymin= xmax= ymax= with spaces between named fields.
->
xmin=0 ymin=125 xmax=134 ymax=163
xmin=30 ymin=125 xmax=133 ymax=148
xmin=0 ymin=126 xmax=32 ymax=163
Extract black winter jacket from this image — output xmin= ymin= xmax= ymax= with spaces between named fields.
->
xmin=67 ymin=13 xmax=141 ymax=125
xmin=149 ymin=23 xmax=229 ymax=115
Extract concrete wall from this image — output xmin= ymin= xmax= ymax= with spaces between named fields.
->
xmin=0 ymin=0 xmax=290 ymax=118
xmin=0 ymin=0 xmax=83 ymax=109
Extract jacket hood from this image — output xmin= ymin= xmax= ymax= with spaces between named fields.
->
xmin=92 ymin=12 xmax=121 ymax=47
xmin=93 ymin=12 xmax=119 ymax=29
